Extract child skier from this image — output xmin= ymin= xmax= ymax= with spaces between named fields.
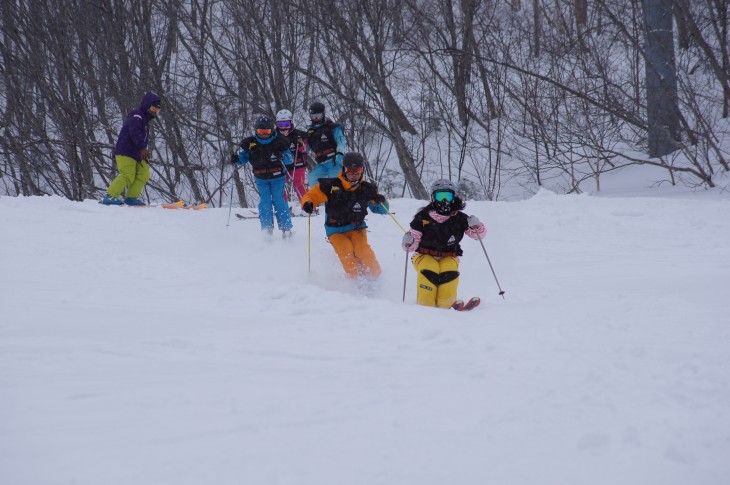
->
xmin=300 ymin=152 xmax=388 ymax=278
xmin=275 ymin=109 xmax=308 ymax=202
xmin=401 ymin=179 xmax=486 ymax=310
xmin=231 ymin=116 xmax=294 ymax=238
xmin=305 ymin=101 xmax=347 ymax=189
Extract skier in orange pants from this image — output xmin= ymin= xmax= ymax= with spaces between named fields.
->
xmin=300 ymin=152 xmax=389 ymax=278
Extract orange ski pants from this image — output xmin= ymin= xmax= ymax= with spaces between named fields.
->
xmin=328 ymin=229 xmax=382 ymax=278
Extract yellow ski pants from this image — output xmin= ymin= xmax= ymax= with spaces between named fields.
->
xmin=412 ymin=254 xmax=460 ymax=308
xmin=107 ymin=155 xmax=150 ymax=198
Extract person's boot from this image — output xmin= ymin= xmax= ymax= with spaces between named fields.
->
xmin=100 ymin=194 xmax=123 ymax=205
xmin=124 ymin=197 xmax=146 ymax=206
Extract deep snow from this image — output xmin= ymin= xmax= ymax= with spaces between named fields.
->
xmin=1 ymin=187 xmax=729 ymax=485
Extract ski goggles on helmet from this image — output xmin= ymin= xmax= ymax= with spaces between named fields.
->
xmin=309 ymin=112 xmax=324 ymax=123
xmin=276 ymin=120 xmax=292 ymax=129
xmin=151 ymin=100 xmax=162 ymax=109
xmin=344 ymin=166 xmax=364 ymax=176
xmin=433 ymin=190 xmax=454 ymax=202
xmin=256 ymin=128 xmax=273 ymax=137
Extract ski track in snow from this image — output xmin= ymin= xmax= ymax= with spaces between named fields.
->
xmin=1 ymin=192 xmax=729 ymax=485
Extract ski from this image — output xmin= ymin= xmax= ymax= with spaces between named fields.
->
xmin=127 ymin=201 xmax=205 ymax=210
xmin=451 ymin=297 xmax=480 ymax=312
xmin=181 ymin=202 xmax=207 ymax=210
xmin=161 ymin=201 xmax=207 ymax=210
xmin=451 ymin=300 xmax=465 ymax=311
xmin=161 ymin=201 xmax=186 ymax=209
xmin=235 ymin=210 xmax=310 ymax=220
xmin=126 ymin=203 xmax=176 ymax=209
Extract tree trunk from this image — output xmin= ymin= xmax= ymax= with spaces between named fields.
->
xmin=644 ymin=0 xmax=680 ymax=157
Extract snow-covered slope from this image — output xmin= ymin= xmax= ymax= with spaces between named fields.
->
xmin=1 ymin=192 xmax=729 ymax=485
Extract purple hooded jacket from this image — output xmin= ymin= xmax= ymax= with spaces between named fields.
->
xmin=114 ymin=92 xmax=161 ymax=161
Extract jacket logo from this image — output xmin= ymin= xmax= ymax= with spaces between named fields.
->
xmin=353 ymin=202 xmax=362 ymax=210
xmin=321 ymin=134 xmax=328 ymax=142
xmin=248 ymin=142 xmax=257 ymax=150
xmin=447 ymin=235 xmax=456 ymax=244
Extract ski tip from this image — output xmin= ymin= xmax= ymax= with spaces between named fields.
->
xmin=463 ymin=297 xmax=481 ymax=310
xmin=450 ymin=300 xmax=465 ymax=311
xmin=452 ymin=297 xmax=480 ymax=311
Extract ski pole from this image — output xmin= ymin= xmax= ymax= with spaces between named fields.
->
xmin=308 ymin=213 xmax=311 ymax=273
xmin=477 ymin=237 xmax=506 ymax=299
xmin=226 ymin=175 xmax=235 ymax=228
xmin=380 ymin=202 xmax=407 ymax=233
xmin=278 ymin=157 xmax=295 ymax=204
xmin=402 ymin=251 xmax=409 ymax=302
xmin=290 ymin=146 xmax=304 ymax=201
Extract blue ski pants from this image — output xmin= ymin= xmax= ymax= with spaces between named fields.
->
xmin=255 ymin=176 xmax=293 ymax=232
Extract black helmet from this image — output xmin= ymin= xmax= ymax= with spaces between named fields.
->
xmin=308 ymin=101 xmax=325 ymax=115
xmin=342 ymin=152 xmax=365 ymax=170
xmin=342 ymin=152 xmax=365 ymax=182
xmin=430 ymin=178 xmax=457 ymax=214
xmin=254 ymin=115 xmax=274 ymax=139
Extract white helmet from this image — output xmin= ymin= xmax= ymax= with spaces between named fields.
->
xmin=276 ymin=109 xmax=293 ymax=122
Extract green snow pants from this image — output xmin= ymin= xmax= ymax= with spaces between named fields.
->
xmin=107 ymin=155 xmax=150 ymax=198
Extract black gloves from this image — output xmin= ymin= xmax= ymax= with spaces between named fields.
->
xmin=302 ymin=201 xmax=315 ymax=214
xmin=230 ymin=153 xmax=239 ymax=165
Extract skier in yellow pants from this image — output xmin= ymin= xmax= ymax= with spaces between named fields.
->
xmin=101 ymin=91 xmax=161 ymax=206
xmin=105 ymin=156 xmax=150 ymax=203
xmin=401 ymin=179 xmax=487 ymax=309
xmin=411 ymin=253 xmax=460 ymax=307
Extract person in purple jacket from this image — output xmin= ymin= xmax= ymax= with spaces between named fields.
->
xmin=100 ymin=92 xmax=162 ymax=206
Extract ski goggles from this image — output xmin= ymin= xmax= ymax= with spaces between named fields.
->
xmin=309 ymin=112 xmax=324 ymax=122
xmin=433 ymin=190 xmax=454 ymax=202
xmin=256 ymin=128 xmax=273 ymax=137
xmin=344 ymin=166 xmax=364 ymax=176
xmin=276 ymin=120 xmax=292 ymax=129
